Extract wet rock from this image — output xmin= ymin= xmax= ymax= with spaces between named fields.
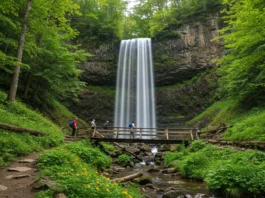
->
xmin=8 ymin=167 xmax=32 ymax=172
xmin=184 ymin=194 xmax=193 ymax=198
xmin=177 ymin=196 xmax=185 ymax=198
xmin=156 ymin=188 xmax=165 ymax=194
xmin=162 ymin=190 xmax=180 ymax=198
xmin=194 ymin=193 xmax=207 ymax=198
xmin=0 ymin=185 xmax=8 ymax=191
xmin=147 ymin=167 xmax=160 ymax=173
xmin=161 ymin=168 xmax=176 ymax=174
xmin=145 ymin=183 xmax=155 ymax=189
xmin=134 ymin=175 xmax=152 ymax=185
xmin=160 ymin=145 xmax=171 ymax=152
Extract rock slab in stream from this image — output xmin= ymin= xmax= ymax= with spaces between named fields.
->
xmin=8 ymin=167 xmax=32 ymax=172
xmin=0 ymin=185 xmax=8 ymax=191
xmin=162 ymin=190 xmax=181 ymax=198
xmin=5 ymin=174 xmax=30 ymax=179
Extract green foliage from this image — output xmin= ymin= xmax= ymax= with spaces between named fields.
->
xmin=188 ymin=140 xmax=207 ymax=152
xmin=64 ymin=141 xmax=112 ymax=170
xmin=186 ymin=99 xmax=242 ymax=129
xmin=100 ymin=142 xmax=116 ymax=153
xmin=205 ymin=162 xmax=265 ymax=197
xmin=0 ymin=90 xmax=63 ymax=167
xmin=217 ymin=0 xmax=265 ymax=106
xmin=117 ymin=154 xmax=131 ymax=167
xmin=124 ymin=0 xmax=223 ymax=38
xmin=164 ymin=142 xmax=265 ymax=197
xmin=163 ymin=151 xmax=185 ymax=166
xmin=36 ymin=141 xmax=143 ymax=198
xmin=223 ymin=107 xmax=265 ymax=141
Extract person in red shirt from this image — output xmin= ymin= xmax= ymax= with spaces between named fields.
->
xmin=71 ymin=118 xmax=77 ymax=136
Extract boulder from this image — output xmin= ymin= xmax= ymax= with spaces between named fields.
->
xmin=133 ymin=176 xmax=152 ymax=185
xmin=162 ymin=190 xmax=180 ymax=198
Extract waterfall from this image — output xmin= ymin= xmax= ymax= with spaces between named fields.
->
xmin=114 ymin=38 xmax=156 ymax=135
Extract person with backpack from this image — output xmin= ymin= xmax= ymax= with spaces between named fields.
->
xmin=70 ymin=118 xmax=77 ymax=137
xmin=129 ymin=121 xmax=135 ymax=139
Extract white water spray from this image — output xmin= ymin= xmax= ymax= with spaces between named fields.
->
xmin=114 ymin=38 xmax=156 ymax=134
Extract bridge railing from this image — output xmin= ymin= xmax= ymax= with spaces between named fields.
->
xmin=77 ymin=127 xmax=198 ymax=140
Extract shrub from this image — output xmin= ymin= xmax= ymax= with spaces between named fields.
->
xmin=205 ymin=162 xmax=265 ymax=197
xmin=176 ymin=151 xmax=211 ymax=179
xmin=100 ymin=142 xmax=116 ymax=153
xmin=117 ymin=154 xmax=131 ymax=167
xmin=188 ymin=140 xmax=207 ymax=152
xmin=163 ymin=151 xmax=185 ymax=166
xmin=64 ymin=141 xmax=112 ymax=170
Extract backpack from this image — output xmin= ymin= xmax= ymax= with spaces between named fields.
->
xmin=69 ymin=120 xmax=74 ymax=128
xmin=129 ymin=123 xmax=132 ymax=128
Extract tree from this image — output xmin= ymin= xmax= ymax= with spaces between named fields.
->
xmin=8 ymin=0 xmax=32 ymax=102
xmin=217 ymin=0 xmax=265 ymax=105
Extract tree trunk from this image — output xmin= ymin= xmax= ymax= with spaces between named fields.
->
xmin=0 ymin=123 xmax=46 ymax=136
xmin=8 ymin=0 xmax=32 ymax=102
xmin=111 ymin=172 xmax=143 ymax=182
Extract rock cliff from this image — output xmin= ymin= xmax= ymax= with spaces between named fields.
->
xmin=73 ymin=14 xmax=223 ymax=127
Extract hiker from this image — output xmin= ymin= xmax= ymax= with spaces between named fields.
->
xmin=71 ymin=118 xmax=77 ymax=137
xmin=129 ymin=121 xmax=135 ymax=139
xmin=91 ymin=119 xmax=96 ymax=137
xmin=103 ymin=120 xmax=109 ymax=129
xmin=196 ymin=128 xmax=201 ymax=139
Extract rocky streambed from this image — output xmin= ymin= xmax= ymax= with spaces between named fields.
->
xmin=107 ymin=143 xmax=215 ymax=198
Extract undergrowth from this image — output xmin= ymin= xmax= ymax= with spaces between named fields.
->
xmin=0 ymin=90 xmax=63 ymax=167
xmin=164 ymin=140 xmax=265 ymax=197
xmin=35 ymin=140 xmax=143 ymax=198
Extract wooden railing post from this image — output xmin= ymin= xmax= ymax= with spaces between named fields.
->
xmin=116 ymin=128 xmax=119 ymax=139
xmin=165 ymin=128 xmax=169 ymax=140
xmin=190 ymin=129 xmax=194 ymax=140
xmin=140 ymin=128 xmax=142 ymax=139
xmin=92 ymin=127 xmax=96 ymax=137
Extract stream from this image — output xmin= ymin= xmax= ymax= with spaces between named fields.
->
xmin=112 ymin=146 xmax=214 ymax=198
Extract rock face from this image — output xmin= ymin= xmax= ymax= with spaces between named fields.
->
xmin=74 ymin=14 xmax=222 ymax=127
xmin=80 ymin=42 xmax=118 ymax=86
xmin=153 ymin=14 xmax=222 ymax=86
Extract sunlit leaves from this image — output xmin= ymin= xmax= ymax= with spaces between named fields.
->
xmin=217 ymin=0 xmax=265 ymax=104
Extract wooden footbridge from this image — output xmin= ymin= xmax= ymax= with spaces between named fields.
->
xmin=77 ymin=127 xmax=200 ymax=144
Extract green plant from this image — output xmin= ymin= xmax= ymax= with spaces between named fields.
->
xmin=100 ymin=142 xmax=116 ymax=153
xmin=64 ymin=141 xmax=112 ymax=170
xmin=117 ymin=154 xmax=131 ymax=167
xmin=188 ymin=140 xmax=207 ymax=152
xmin=36 ymin=142 xmax=143 ymax=198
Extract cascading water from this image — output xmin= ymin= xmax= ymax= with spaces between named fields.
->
xmin=114 ymin=38 xmax=156 ymax=137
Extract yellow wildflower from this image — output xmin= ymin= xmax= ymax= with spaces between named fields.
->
xmin=96 ymin=187 xmax=99 ymax=191
xmin=76 ymin=174 xmax=80 ymax=176
xmin=106 ymin=188 xmax=109 ymax=192
xmin=87 ymin=184 xmax=91 ymax=188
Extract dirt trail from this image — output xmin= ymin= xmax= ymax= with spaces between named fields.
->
xmin=0 ymin=152 xmax=42 ymax=198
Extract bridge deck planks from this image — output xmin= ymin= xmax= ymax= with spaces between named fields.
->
xmin=90 ymin=137 xmax=190 ymax=144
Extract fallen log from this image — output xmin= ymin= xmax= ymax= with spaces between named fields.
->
xmin=0 ymin=123 xmax=46 ymax=136
xmin=111 ymin=172 xmax=143 ymax=182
